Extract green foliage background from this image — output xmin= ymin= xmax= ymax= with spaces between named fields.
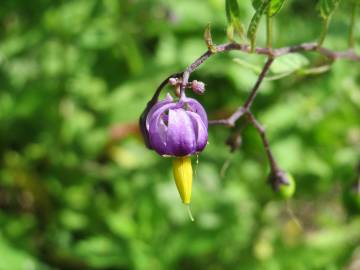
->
xmin=0 ymin=0 xmax=360 ymax=269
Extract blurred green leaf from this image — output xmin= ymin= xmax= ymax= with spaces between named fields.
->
xmin=0 ymin=236 xmax=47 ymax=270
xmin=270 ymin=53 xmax=309 ymax=74
xmin=318 ymin=0 xmax=341 ymax=19
xmin=269 ymin=0 xmax=288 ymax=16
xmin=247 ymin=0 xmax=271 ymax=51
xmin=225 ymin=0 xmax=245 ymax=39
xmin=252 ymin=0 xmax=287 ymax=17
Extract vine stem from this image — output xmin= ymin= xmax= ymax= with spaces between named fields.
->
xmin=141 ymin=39 xmax=360 ymax=172
xmin=164 ymin=41 xmax=360 ymax=100
xmin=246 ymin=111 xmax=279 ymax=173
xmin=266 ymin=10 xmax=273 ymax=49
xmin=318 ymin=17 xmax=330 ymax=47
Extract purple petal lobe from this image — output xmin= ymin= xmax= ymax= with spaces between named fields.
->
xmin=184 ymin=98 xmax=208 ymax=127
xmin=146 ymin=102 xmax=176 ymax=130
xmin=148 ymin=116 xmax=168 ymax=155
xmin=187 ymin=111 xmax=208 ymax=152
xmin=166 ymin=109 xmax=196 ymax=156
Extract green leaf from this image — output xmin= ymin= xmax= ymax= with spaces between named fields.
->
xmin=318 ymin=0 xmax=341 ymax=19
xmin=247 ymin=0 xmax=271 ymax=51
xmin=251 ymin=0 xmax=263 ymax=9
xmin=225 ymin=0 xmax=245 ymax=39
xmin=232 ymin=17 xmax=245 ymax=38
xmin=226 ymin=24 xmax=234 ymax=41
xmin=252 ymin=0 xmax=287 ymax=16
xmin=270 ymin=53 xmax=309 ymax=74
xmin=269 ymin=0 xmax=287 ymax=17
xmin=226 ymin=0 xmax=240 ymax=22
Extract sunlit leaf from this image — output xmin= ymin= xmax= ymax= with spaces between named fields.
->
xmin=226 ymin=0 xmax=245 ymax=39
xmin=270 ymin=53 xmax=309 ymax=74
xmin=269 ymin=0 xmax=287 ymax=16
xmin=247 ymin=0 xmax=271 ymax=51
xmin=318 ymin=0 xmax=341 ymax=19
xmin=252 ymin=0 xmax=287 ymax=17
xmin=227 ymin=24 xmax=235 ymax=41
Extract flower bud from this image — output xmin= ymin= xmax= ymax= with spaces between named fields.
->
xmin=144 ymin=94 xmax=208 ymax=157
xmin=169 ymin=77 xmax=178 ymax=86
xmin=191 ymin=80 xmax=205 ymax=95
xmin=172 ymin=157 xmax=193 ymax=204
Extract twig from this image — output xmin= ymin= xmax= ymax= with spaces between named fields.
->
xmin=178 ymin=41 xmax=360 ymax=100
xmin=243 ymin=58 xmax=274 ymax=109
xmin=209 ymin=57 xmax=274 ymax=127
xmin=144 ymin=40 xmax=360 ymax=172
xmin=246 ymin=111 xmax=279 ymax=172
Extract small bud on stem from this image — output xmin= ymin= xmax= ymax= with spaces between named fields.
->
xmin=191 ymin=80 xmax=206 ymax=95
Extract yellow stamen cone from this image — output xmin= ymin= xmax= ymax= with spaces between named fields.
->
xmin=172 ymin=157 xmax=193 ymax=205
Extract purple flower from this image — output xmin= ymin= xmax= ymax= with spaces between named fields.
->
xmin=143 ymin=94 xmax=208 ymax=157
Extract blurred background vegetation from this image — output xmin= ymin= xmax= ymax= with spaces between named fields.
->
xmin=0 ymin=0 xmax=360 ymax=269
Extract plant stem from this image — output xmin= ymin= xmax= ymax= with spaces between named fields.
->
xmin=349 ymin=3 xmax=358 ymax=49
xmin=247 ymin=111 xmax=279 ymax=172
xmin=243 ymin=57 xmax=274 ymax=109
xmin=318 ymin=17 xmax=330 ymax=47
xmin=266 ymin=11 xmax=273 ymax=49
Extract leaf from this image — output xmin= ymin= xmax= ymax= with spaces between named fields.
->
xmin=233 ymin=58 xmax=262 ymax=74
xmin=232 ymin=17 xmax=245 ymax=38
xmin=204 ymin=23 xmax=217 ymax=53
xmin=247 ymin=0 xmax=271 ymax=51
xmin=251 ymin=0 xmax=263 ymax=9
xmin=318 ymin=0 xmax=341 ymax=19
xmin=227 ymin=24 xmax=234 ymax=41
xmin=252 ymin=0 xmax=287 ymax=17
xmin=226 ymin=0 xmax=240 ymax=22
xmin=269 ymin=0 xmax=287 ymax=17
xmin=270 ymin=53 xmax=309 ymax=74
xmin=225 ymin=0 xmax=245 ymax=39
xmin=298 ymin=64 xmax=331 ymax=75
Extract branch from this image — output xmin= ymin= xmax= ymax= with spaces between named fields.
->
xmin=209 ymin=57 xmax=274 ymax=127
xmin=140 ymin=40 xmax=360 ymax=154
xmin=176 ymin=40 xmax=360 ymax=102
xmin=246 ymin=111 xmax=279 ymax=173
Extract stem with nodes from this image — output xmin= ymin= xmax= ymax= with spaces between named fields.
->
xmin=142 ymin=38 xmax=360 ymax=175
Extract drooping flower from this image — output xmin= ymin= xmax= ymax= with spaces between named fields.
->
xmin=144 ymin=94 xmax=208 ymax=157
xmin=140 ymin=93 xmax=208 ymax=219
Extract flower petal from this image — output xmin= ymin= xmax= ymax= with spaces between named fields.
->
xmin=145 ymin=94 xmax=174 ymax=130
xmin=148 ymin=116 xmax=168 ymax=155
xmin=166 ymin=109 xmax=196 ymax=156
xmin=184 ymin=98 xmax=208 ymax=127
xmin=187 ymin=111 xmax=208 ymax=152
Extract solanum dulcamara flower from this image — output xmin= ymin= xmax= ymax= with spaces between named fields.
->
xmin=140 ymin=93 xmax=208 ymax=220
